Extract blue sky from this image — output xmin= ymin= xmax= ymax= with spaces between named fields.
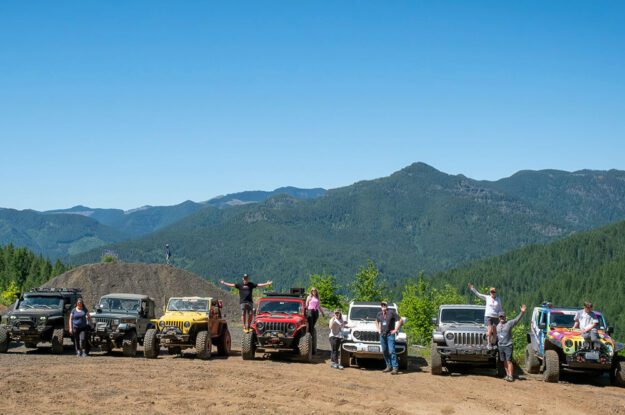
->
xmin=1 ymin=1 xmax=624 ymax=211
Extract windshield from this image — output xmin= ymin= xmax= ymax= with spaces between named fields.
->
xmin=349 ymin=307 xmax=383 ymax=321
xmin=18 ymin=295 xmax=63 ymax=310
xmin=440 ymin=308 xmax=484 ymax=324
xmin=258 ymin=300 xmax=301 ymax=314
xmin=99 ymin=298 xmax=141 ymax=313
xmin=167 ymin=298 xmax=209 ymax=312
xmin=549 ymin=312 xmax=607 ymax=329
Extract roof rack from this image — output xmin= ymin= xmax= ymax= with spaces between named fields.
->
xmin=264 ymin=288 xmax=306 ymax=298
xmin=29 ymin=288 xmax=82 ymax=293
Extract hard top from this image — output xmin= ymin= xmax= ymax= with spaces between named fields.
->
xmin=350 ymin=301 xmax=397 ymax=307
xmin=535 ymin=305 xmax=603 ymax=315
xmin=260 ymin=294 xmax=304 ymax=301
xmin=100 ymin=293 xmax=153 ymax=301
xmin=439 ymin=304 xmax=485 ymax=310
xmin=167 ymin=296 xmax=213 ymax=301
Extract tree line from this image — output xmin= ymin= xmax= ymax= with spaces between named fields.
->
xmin=0 ymin=244 xmax=69 ymax=305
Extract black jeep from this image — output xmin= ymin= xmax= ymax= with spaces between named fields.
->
xmin=0 ymin=288 xmax=81 ymax=354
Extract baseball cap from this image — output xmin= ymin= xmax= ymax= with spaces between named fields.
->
xmin=380 ymin=301 xmax=388 ymax=307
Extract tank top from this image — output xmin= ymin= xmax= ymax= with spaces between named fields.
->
xmin=307 ymin=296 xmax=320 ymax=311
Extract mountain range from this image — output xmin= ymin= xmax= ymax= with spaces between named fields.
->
xmin=66 ymin=162 xmax=625 ymax=288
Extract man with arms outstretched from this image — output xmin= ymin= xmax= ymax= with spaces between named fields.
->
xmin=220 ymin=274 xmax=272 ymax=331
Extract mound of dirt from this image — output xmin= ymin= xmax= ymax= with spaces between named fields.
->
xmin=42 ymin=263 xmax=239 ymax=320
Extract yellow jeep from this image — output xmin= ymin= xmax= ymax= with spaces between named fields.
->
xmin=143 ymin=296 xmax=231 ymax=360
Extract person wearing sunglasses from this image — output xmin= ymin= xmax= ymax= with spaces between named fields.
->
xmin=468 ymin=282 xmax=504 ymax=350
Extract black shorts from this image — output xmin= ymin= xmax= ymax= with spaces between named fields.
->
xmin=485 ymin=316 xmax=499 ymax=327
xmin=240 ymin=302 xmax=254 ymax=312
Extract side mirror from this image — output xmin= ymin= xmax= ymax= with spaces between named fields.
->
xmin=64 ymin=304 xmax=71 ymax=311
xmin=431 ymin=317 xmax=437 ymax=325
xmin=607 ymin=326 xmax=614 ymax=335
xmin=538 ymin=323 xmax=546 ymax=329
xmin=549 ymin=322 xmax=557 ymax=329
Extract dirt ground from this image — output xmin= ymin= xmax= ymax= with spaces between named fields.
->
xmin=1 ymin=336 xmax=624 ymax=415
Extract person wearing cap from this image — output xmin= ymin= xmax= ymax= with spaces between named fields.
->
xmin=376 ymin=301 xmax=403 ymax=375
xmin=69 ymin=297 xmax=92 ymax=357
xmin=496 ymin=304 xmax=526 ymax=382
xmin=468 ymin=283 xmax=503 ymax=349
xmin=573 ymin=301 xmax=600 ymax=349
xmin=329 ymin=308 xmax=349 ymax=369
xmin=220 ymin=274 xmax=272 ymax=330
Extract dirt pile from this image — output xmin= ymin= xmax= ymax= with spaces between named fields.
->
xmin=41 ymin=263 xmax=239 ymax=319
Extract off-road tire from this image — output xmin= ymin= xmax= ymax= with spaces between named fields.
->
xmin=430 ymin=342 xmax=443 ymax=375
xmin=610 ymin=357 xmax=625 ymax=387
xmin=398 ymin=349 xmax=409 ymax=371
xmin=196 ymin=330 xmax=212 ymax=360
xmin=525 ymin=343 xmax=540 ymax=374
xmin=51 ymin=328 xmax=64 ymax=354
xmin=298 ymin=332 xmax=313 ymax=363
xmin=543 ymin=349 xmax=560 ymax=383
xmin=217 ymin=329 xmax=231 ymax=356
xmin=143 ymin=328 xmax=159 ymax=359
xmin=496 ymin=354 xmax=506 ymax=378
xmin=340 ymin=350 xmax=351 ymax=368
xmin=241 ymin=331 xmax=256 ymax=360
xmin=168 ymin=346 xmax=182 ymax=356
xmin=0 ymin=326 xmax=9 ymax=353
xmin=25 ymin=341 xmax=38 ymax=349
xmin=122 ymin=331 xmax=138 ymax=357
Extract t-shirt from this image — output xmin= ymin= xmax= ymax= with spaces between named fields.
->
xmin=329 ymin=316 xmax=345 ymax=338
xmin=575 ymin=310 xmax=599 ymax=331
xmin=376 ymin=309 xmax=400 ymax=336
xmin=235 ymin=282 xmax=258 ymax=304
xmin=71 ymin=307 xmax=89 ymax=329
xmin=496 ymin=312 xmax=524 ymax=347
xmin=470 ymin=287 xmax=503 ymax=318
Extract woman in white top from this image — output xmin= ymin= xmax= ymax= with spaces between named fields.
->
xmin=468 ymin=282 xmax=503 ymax=349
xmin=305 ymin=287 xmax=325 ymax=333
xmin=329 ymin=309 xmax=348 ymax=369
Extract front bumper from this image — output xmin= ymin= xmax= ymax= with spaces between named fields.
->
xmin=436 ymin=345 xmax=494 ymax=363
xmin=257 ymin=333 xmax=296 ymax=349
xmin=342 ymin=341 xmax=407 ymax=359
xmin=8 ymin=324 xmax=53 ymax=342
xmin=564 ymin=351 xmax=613 ymax=370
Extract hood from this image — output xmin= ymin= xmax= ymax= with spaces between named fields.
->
xmin=92 ymin=311 xmax=138 ymax=320
xmin=548 ymin=328 xmax=616 ymax=353
xmin=160 ymin=311 xmax=208 ymax=322
xmin=9 ymin=308 xmax=64 ymax=319
xmin=349 ymin=320 xmax=377 ymax=330
xmin=255 ymin=313 xmax=304 ymax=324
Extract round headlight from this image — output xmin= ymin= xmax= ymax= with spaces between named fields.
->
xmin=159 ymin=320 xmax=165 ymax=328
xmin=10 ymin=315 xmax=16 ymax=320
xmin=564 ymin=339 xmax=573 ymax=348
xmin=445 ymin=332 xmax=454 ymax=340
xmin=288 ymin=323 xmax=295 ymax=331
xmin=256 ymin=322 xmax=264 ymax=331
xmin=39 ymin=316 xmax=47 ymax=321
xmin=183 ymin=321 xmax=190 ymax=328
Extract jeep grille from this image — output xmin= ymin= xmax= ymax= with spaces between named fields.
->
xmin=353 ymin=331 xmax=380 ymax=342
xmin=451 ymin=332 xmax=485 ymax=346
xmin=93 ymin=317 xmax=115 ymax=326
xmin=259 ymin=322 xmax=288 ymax=333
xmin=165 ymin=321 xmax=184 ymax=331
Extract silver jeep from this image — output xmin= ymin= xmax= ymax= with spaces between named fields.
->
xmin=430 ymin=304 xmax=503 ymax=376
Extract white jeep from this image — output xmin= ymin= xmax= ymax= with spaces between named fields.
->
xmin=340 ymin=301 xmax=408 ymax=370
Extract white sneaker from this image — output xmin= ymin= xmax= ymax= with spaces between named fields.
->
xmin=486 ymin=344 xmax=492 ymax=350
xmin=337 ymin=365 xmax=344 ymax=370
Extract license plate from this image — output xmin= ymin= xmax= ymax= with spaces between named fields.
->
xmin=585 ymin=351 xmax=599 ymax=360
xmin=367 ymin=346 xmax=380 ymax=352
xmin=19 ymin=325 xmax=30 ymax=331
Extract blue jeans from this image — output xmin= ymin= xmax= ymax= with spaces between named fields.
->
xmin=380 ymin=333 xmax=397 ymax=369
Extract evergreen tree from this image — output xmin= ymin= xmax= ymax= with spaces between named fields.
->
xmin=351 ymin=259 xmax=384 ymax=302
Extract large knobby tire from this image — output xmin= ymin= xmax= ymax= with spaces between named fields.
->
xmin=298 ymin=332 xmax=313 ymax=363
xmin=122 ymin=331 xmax=138 ymax=357
xmin=217 ymin=329 xmax=232 ymax=356
xmin=398 ymin=349 xmax=409 ymax=371
xmin=195 ymin=330 xmax=212 ymax=360
xmin=610 ymin=357 xmax=625 ymax=387
xmin=143 ymin=328 xmax=159 ymax=359
xmin=543 ymin=349 xmax=560 ymax=383
xmin=241 ymin=331 xmax=256 ymax=360
xmin=51 ymin=328 xmax=64 ymax=354
xmin=525 ymin=343 xmax=540 ymax=374
xmin=340 ymin=349 xmax=351 ymax=368
xmin=0 ymin=326 xmax=9 ymax=353
xmin=430 ymin=342 xmax=444 ymax=375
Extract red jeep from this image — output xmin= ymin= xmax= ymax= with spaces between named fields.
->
xmin=241 ymin=290 xmax=314 ymax=362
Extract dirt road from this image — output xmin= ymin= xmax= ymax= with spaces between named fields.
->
xmin=1 ymin=341 xmax=624 ymax=415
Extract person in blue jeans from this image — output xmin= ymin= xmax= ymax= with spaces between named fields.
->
xmin=376 ymin=301 xmax=403 ymax=375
